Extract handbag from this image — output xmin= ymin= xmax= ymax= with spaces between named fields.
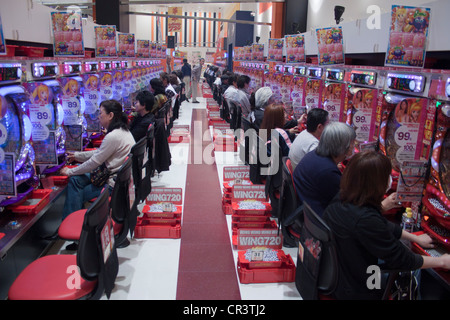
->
xmin=90 ymin=162 xmax=111 ymax=187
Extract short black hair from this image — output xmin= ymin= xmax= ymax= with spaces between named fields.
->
xmin=306 ymin=108 xmax=329 ymax=133
xmin=237 ymin=75 xmax=251 ymax=89
xmin=136 ymin=90 xmax=155 ymax=112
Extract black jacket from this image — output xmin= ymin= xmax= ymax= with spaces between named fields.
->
xmin=323 ymin=198 xmax=423 ymax=300
xmin=129 ymin=112 xmax=155 ymax=142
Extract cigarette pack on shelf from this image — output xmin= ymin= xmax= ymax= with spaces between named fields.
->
xmin=168 ymin=125 xmax=190 ymax=144
xmin=8 ymin=189 xmax=53 ymax=215
xmin=237 ymin=253 xmax=296 ymax=284
xmin=134 ymin=218 xmax=182 ymax=239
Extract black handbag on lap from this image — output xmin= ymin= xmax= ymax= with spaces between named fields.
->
xmin=90 ymin=163 xmax=111 ymax=187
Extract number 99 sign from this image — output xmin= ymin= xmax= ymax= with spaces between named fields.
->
xmin=394 ymin=126 xmax=417 ymax=146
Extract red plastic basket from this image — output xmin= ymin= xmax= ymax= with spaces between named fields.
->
xmin=134 ymin=218 xmax=181 ymax=239
xmin=16 ymin=46 xmax=46 ymax=57
xmin=9 ymin=189 xmax=52 ymax=214
xmin=237 ymin=254 xmax=296 ymax=284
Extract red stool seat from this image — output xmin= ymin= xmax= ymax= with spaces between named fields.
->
xmin=58 ymin=209 xmax=86 ymax=240
xmin=8 ymin=255 xmax=97 ymax=300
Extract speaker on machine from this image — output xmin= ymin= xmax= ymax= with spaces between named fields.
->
xmin=167 ymin=35 xmax=175 ymax=49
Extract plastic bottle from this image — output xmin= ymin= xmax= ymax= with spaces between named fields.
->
xmin=401 ymin=207 xmax=414 ymax=233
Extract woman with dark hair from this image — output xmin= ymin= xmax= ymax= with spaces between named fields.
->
xmin=323 ymin=151 xmax=450 ymax=300
xmin=60 ymin=99 xmax=135 ymax=224
xmin=149 ymin=78 xmax=169 ymax=116
xmin=259 ymin=104 xmax=293 ymax=158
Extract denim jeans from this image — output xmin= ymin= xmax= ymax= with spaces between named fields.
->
xmin=62 ymin=173 xmax=104 ymax=220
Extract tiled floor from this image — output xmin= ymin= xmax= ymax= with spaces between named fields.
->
xmin=49 ymin=95 xmax=302 ymax=301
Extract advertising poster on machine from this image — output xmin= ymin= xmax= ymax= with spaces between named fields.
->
xmin=315 ymin=26 xmax=344 ymax=65
xmin=137 ymin=40 xmax=150 ymax=58
xmin=51 ymin=11 xmax=85 ymax=57
xmin=285 ymin=34 xmax=306 ymax=64
xmin=118 ymin=33 xmax=135 ymax=58
xmin=95 ymin=26 xmax=117 ymax=58
xmin=267 ymin=39 xmax=283 ymax=62
xmin=385 ymin=5 xmax=431 ymax=68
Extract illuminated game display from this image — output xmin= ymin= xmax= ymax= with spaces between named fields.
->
xmin=23 ymin=60 xmax=66 ymax=174
xmin=379 ymin=71 xmax=435 ymax=173
xmin=323 ymin=67 xmax=347 ymax=123
xmin=0 ymin=62 xmax=37 ymax=207
xmin=345 ymin=67 xmax=386 ymax=151
xmin=418 ymin=73 xmax=450 ymax=260
xmin=304 ymin=66 xmax=323 ymax=110
xmin=58 ymin=60 xmax=86 ymax=152
xmin=81 ymin=60 xmax=101 ymax=136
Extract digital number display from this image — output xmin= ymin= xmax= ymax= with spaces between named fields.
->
xmin=350 ymin=71 xmax=377 ymax=86
xmin=326 ymin=69 xmax=344 ymax=81
xmin=32 ymin=63 xmax=58 ymax=78
xmin=0 ymin=63 xmax=22 ymax=82
xmin=386 ymin=73 xmax=425 ymax=93
xmin=307 ymin=67 xmax=322 ymax=78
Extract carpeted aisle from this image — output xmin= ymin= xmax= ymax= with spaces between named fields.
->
xmin=176 ymin=109 xmax=241 ymax=300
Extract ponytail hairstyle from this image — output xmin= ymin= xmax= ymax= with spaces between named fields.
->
xmin=100 ymin=99 xmax=129 ymax=133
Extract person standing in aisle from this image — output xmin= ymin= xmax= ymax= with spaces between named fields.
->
xmin=181 ymin=59 xmax=191 ymax=102
xmin=191 ymin=58 xmax=204 ymax=104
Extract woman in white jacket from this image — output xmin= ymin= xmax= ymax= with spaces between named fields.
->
xmin=60 ymin=99 xmax=135 ymax=220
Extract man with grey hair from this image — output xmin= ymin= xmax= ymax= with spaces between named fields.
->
xmin=191 ymin=58 xmax=204 ymax=103
xmin=293 ymin=121 xmax=356 ymax=217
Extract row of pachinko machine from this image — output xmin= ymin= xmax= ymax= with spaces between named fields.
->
xmin=0 ymin=57 xmax=165 ymax=210
xmin=235 ymin=61 xmax=450 ymax=267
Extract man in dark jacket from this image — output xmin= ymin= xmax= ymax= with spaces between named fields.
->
xmin=130 ymin=90 xmax=155 ymax=142
xmin=181 ymin=59 xmax=191 ymax=102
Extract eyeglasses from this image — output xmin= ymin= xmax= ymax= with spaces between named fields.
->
xmin=133 ymin=100 xmax=139 ymax=106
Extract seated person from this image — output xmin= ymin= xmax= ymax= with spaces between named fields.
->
xmin=289 ymin=108 xmax=329 ymax=170
xmin=129 ymin=90 xmax=155 ymax=142
xmin=149 ymin=78 xmax=169 ymax=117
xmin=293 ymin=122 xmax=356 ymax=217
xmin=259 ymin=104 xmax=295 ymax=158
xmin=248 ymin=87 xmax=274 ymax=130
xmin=60 ymin=100 xmax=135 ymax=249
xmin=223 ymin=74 xmax=239 ymax=103
xmin=323 ymin=150 xmax=450 ymax=300
xmin=236 ymin=75 xmax=252 ymax=118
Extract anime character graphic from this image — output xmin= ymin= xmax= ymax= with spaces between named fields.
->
xmin=353 ymin=90 xmax=365 ymax=109
xmin=330 ymin=28 xmax=342 ymax=43
xmin=394 ymin=7 xmax=408 ymax=32
xmin=388 ymin=46 xmax=406 ymax=60
xmin=101 ymin=73 xmax=113 ymax=87
xmin=32 ymin=85 xmax=50 ymax=105
xmin=85 ymin=75 xmax=99 ymax=91
xmin=64 ymin=79 xmax=79 ymax=97
xmin=409 ymin=9 xmax=429 ymax=34
xmin=407 ymin=101 xmax=422 ymax=123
